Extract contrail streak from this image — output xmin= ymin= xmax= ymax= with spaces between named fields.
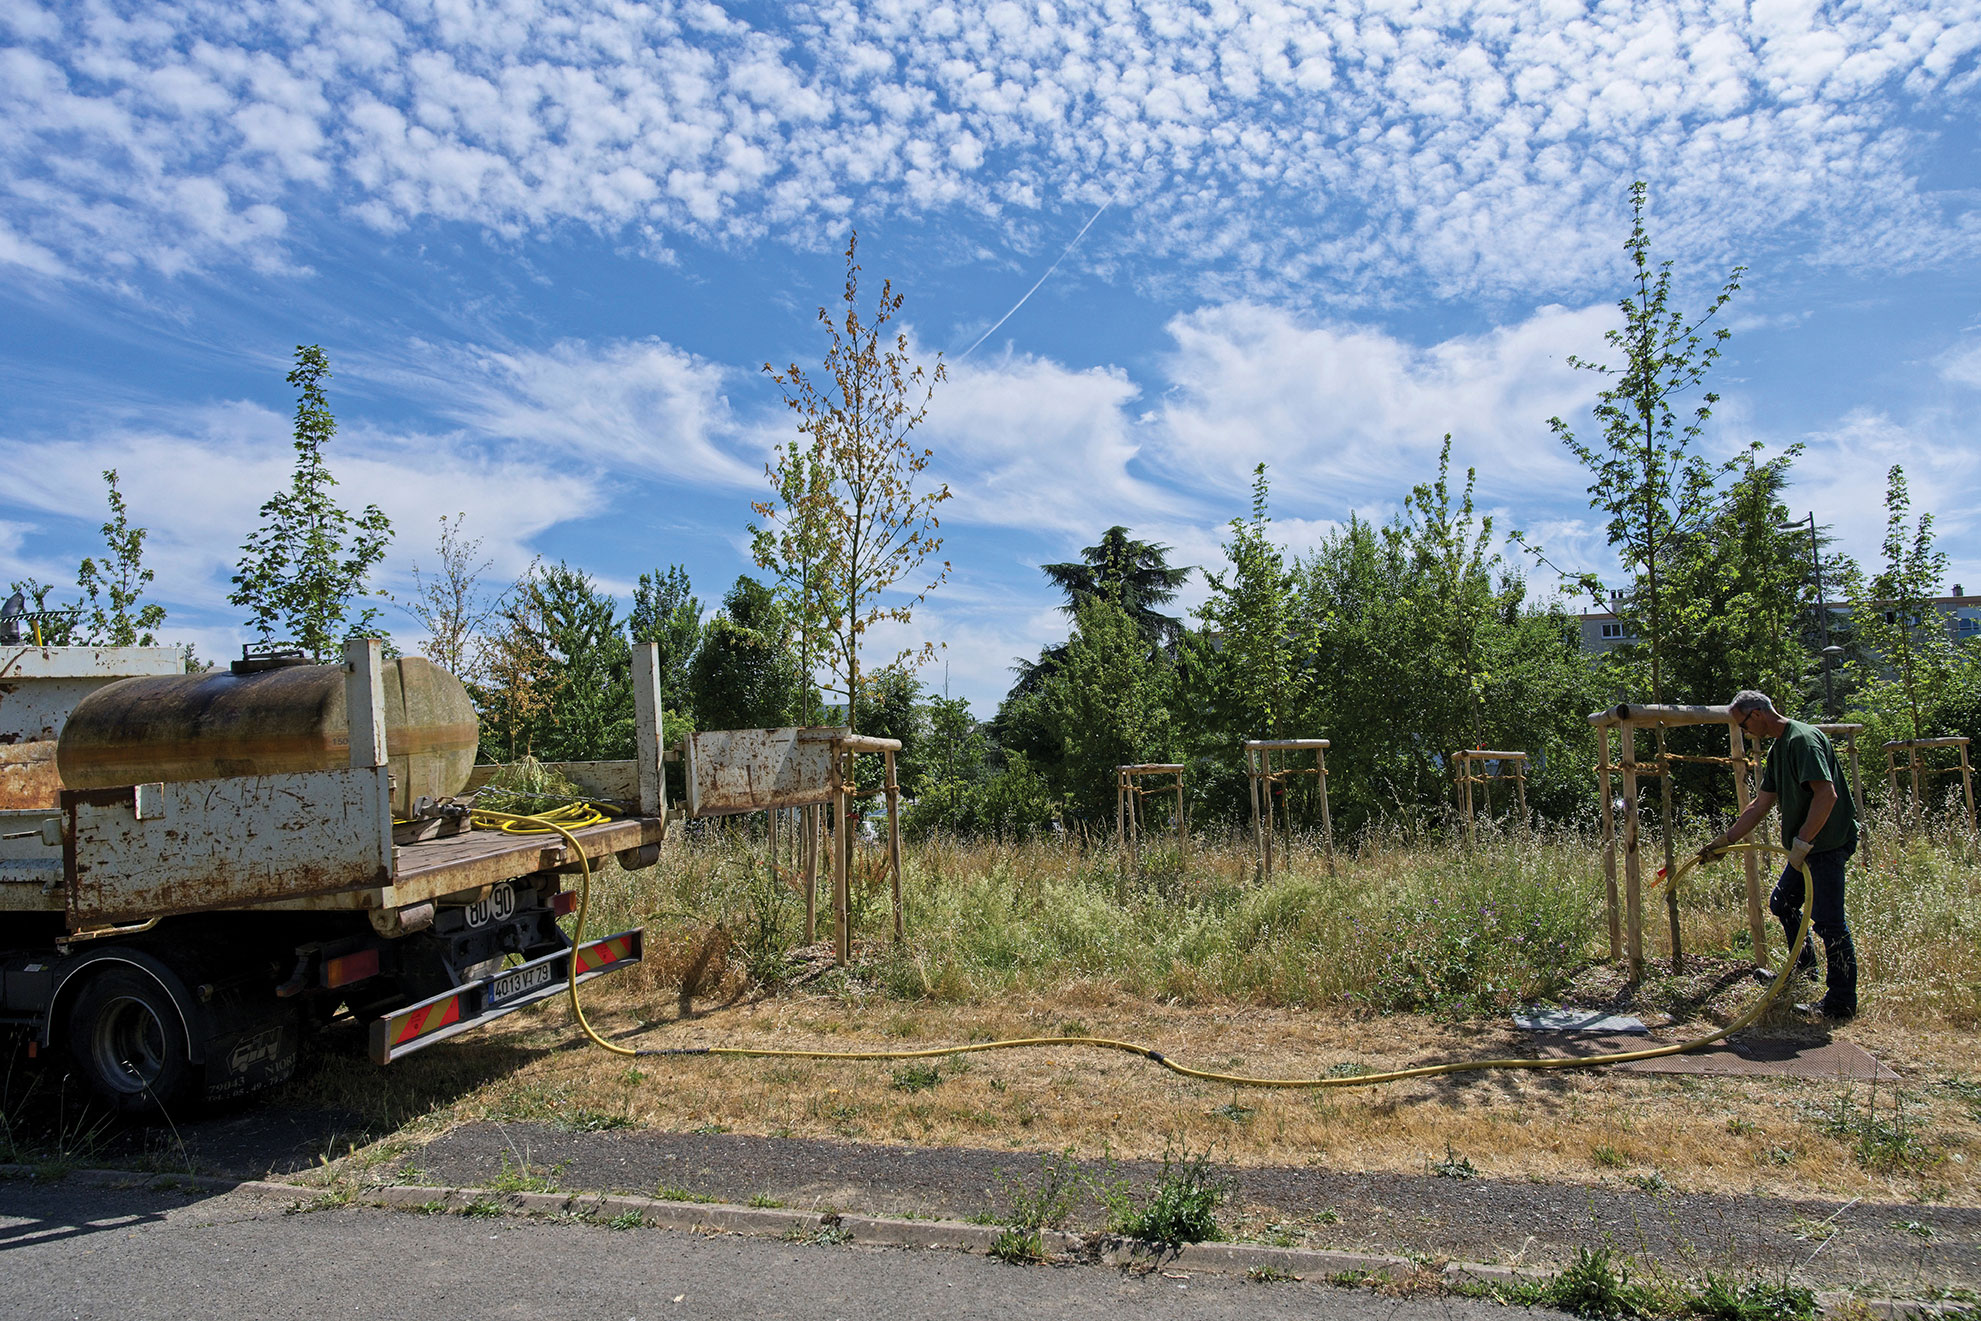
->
xmin=954 ymin=194 xmax=1116 ymax=360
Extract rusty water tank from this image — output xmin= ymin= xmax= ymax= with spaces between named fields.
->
xmin=56 ymin=657 xmax=479 ymax=818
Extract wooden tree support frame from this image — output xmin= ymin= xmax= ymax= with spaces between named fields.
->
xmin=1116 ymin=763 xmax=1186 ymax=876
xmin=1452 ymin=749 xmax=1529 ymax=847
xmin=1244 ymin=739 xmax=1334 ymax=881
xmin=1590 ymin=703 xmax=1764 ymax=981
xmin=683 ymin=725 xmax=902 ymax=968
xmin=1881 ymin=735 xmax=1976 ymax=829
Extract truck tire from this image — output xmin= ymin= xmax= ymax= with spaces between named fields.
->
xmin=64 ymin=967 xmax=196 ymax=1115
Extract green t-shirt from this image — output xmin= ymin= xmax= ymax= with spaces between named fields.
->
xmin=1760 ymin=719 xmax=1857 ymax=851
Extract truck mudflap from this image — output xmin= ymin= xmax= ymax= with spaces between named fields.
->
xmin=368 ymin=928 xmax=643 ymax=1065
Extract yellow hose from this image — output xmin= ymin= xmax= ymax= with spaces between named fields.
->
xmin=468 ymin=817 xmax=1816 ymax=1087
xmin=469 ymin=803 xmax=639 ymax=1058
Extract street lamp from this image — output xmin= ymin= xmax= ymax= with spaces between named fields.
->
xmin=1777 ymin=511 xmax=1845 ymax=720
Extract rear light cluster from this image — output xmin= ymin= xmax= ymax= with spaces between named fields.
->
xmin=550 ymin=890 xmax=577 ymax=917
xmin=324 ymin=948 xmax=381 ymax=989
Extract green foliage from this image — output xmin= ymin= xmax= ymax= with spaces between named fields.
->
xmin=75 ymin=469 xmax=166 ymax=646
xmin=1545 ymin=180 xmax=1744 ymax=703
xmin=6 ymin=577 xmax=77 ymax=645
xmin=1291 ymin=481 xmax=1604 ymax=833
xmin=1042 ymin=597 xmax=1177 ymax=820
xmin=889 ymin=1062 xmax=942 ymax=1092
xmin=750 ymin=437 xmax=836 ymax=725
xmin=853 ymin=665 xmax=927 ymax=793
xmin=1543 ymin=1247 xmax=1651 ymax=1320
xmin=408 ymin=513 xmax=494 ymax=680
xmin=1428 ymin=1142 xmax=1478 ymax=1179
xmin=230 ymin=345 xmax=393 ymax=659
xmin=1198 ymin=464 xmax=1310 ymax=741
xmin=1691 ymin=1276 xmax=1817 ymax=1321
xmin=629 ymin=564 xmax=703 ymax=717
xmin=988 ymin=1148 xmax=1082 ymax=1263
xmin=474 ymin=561 xmax=632 ymax=762
xmin=689 ymin=576 xmax=804 ymax=731
xmin=1361 ymin=859 xmax=1594 ymax=1016
xmin=1847 ymin=464 xmax=1958 ymax=743
xmin=1041 ymin=525 xmax=1191 ymax=649
xmin=1100 ymin=1142 xmax=1233 ymax=1246
xmin=904 ymin=750 xmax=1058 ymax=840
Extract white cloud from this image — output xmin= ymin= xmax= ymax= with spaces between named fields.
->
xmin=1 ymin=1 xmax=1975 ymax=297
xmin=1150 ymin=301 xmax=1608 ymax=511
xmin=382 ymin=338 xmax=764 ymax=490
xmin=927 ymin=349 xmax=1188 ymax=535
xmin=0 ymin=398 xmax=600 ymax=652
xmin=1939 ymin=337 xmax=1981 ymax=389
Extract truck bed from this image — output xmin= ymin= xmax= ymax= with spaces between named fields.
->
xmin=0 ymin=814 xmax=667 ymax=918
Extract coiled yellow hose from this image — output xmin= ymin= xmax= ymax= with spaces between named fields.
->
xmin=474 ymin=816 xmax=1815 ymax=1088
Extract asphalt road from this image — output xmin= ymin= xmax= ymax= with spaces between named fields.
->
xmin=0 ymin=1178 xmax=1547 ymax=1321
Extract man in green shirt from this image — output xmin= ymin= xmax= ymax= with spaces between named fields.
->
xmin=1699 ymin=690 xmax=1859 ymax=1020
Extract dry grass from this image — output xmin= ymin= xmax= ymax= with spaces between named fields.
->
xmin=289 ymin=817 xmax=1981 ymax=1205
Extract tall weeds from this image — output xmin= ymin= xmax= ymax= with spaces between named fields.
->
xmin=585 ymin=813 xmax=1979 ymax=1024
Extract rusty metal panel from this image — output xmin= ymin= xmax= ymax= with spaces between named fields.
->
xmin=542 ymin=760 xmax=640 ymax=803
xmin=0 ymin=646 xmax=184 ymax=682
xmin=0 ymin=740 xmax=60 ymax=809
xmin=66 ymin=767 xmax=392 ymax=926
xmin=685 ymin=727 xmax=838 ymax=817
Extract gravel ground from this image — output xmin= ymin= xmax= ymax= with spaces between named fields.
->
xmin=404 ymin=1122 xmax=1977 ymax=1296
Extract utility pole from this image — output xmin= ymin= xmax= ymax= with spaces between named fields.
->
xmin=1778 ymin=511 xmax=1846 ymax=720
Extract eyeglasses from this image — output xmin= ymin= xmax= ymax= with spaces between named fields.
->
xmin=1735 ymin=710 xmax=1758 ymax=733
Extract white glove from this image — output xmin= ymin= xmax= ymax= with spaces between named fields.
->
xmin=1786 ymin=837 xmax=1814 ymax=869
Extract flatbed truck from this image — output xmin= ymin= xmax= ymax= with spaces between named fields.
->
xmin=0 ymin=638 xmax=666 ymax=1112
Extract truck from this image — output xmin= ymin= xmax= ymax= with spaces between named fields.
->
xmin=0 ymin=637 xmax=668 ymax=1113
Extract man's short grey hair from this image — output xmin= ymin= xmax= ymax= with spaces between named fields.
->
xmin=1729 ymin=690 xmax=1776 ymax=716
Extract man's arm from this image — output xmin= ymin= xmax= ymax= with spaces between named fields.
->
xmin=1701 ymin=789 xmax=1777 ymax=862
xmin=1798 ymin=781 xmax=1837 ymax=845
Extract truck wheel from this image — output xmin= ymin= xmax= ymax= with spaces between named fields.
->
xmin=65 ymin=968 xmax=196 ymax=1115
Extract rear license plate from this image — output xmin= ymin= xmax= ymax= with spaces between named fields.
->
xmin=489 ymin=962 xmax=554 ymax=1005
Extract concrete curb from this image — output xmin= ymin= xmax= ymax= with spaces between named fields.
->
xmin=1 ymin=1164 xmax=1964 ymax=1317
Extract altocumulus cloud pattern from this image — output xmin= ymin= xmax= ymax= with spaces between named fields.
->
xmin=2 ymin=0 xmax=1977 ymax=296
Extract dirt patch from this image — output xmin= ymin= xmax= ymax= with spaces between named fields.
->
xmin=402 ymin=1120 xmax=1977 ymax=1296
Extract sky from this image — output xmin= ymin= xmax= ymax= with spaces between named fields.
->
xmin=3 ymin=0 xmax=1979 ymax=715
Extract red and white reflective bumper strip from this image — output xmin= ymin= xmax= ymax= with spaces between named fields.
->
xmin=369 ymin=928 xmax=644 ymax=1065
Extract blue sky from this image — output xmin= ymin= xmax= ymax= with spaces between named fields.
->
xmin=3 ymin=0 xmax=1978 ymax=714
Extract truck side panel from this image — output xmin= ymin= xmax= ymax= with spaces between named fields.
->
xmin=65 ymin=767 xmax=392 ymax=925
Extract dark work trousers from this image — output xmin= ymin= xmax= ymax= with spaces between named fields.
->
xmin=1768 ymin=842 xmax=1857 ymax=1012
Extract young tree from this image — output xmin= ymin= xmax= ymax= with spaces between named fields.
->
xmin=230 ymin=344 xmax=393 ymax=659
xmin=75 ymin=469 xmax=166 ymax=646
xmin=1848 ymin=464 xmax=1955 ymax=742
xmin=749 ymin=439 xmax=836 ymax=724
xmin=629 ymin=564 xmax=704 ymax=719
xmin=1382 ymin=440 xmax=1498 ymax=749
xmin=409 ymin=512 xmax=494 ymax=680
xmin=763 ymin=231 xmax=951 ymax=727
xmin=1549 ymin=181 xmax=1745 ymax=703
xmin=474 ymin=561 xmax=557 ymax=762
xmin=1198 ymin=465 xmax=1311 ymax=740
xmin=1042 ymin=597 xmax=1178 ymax=819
